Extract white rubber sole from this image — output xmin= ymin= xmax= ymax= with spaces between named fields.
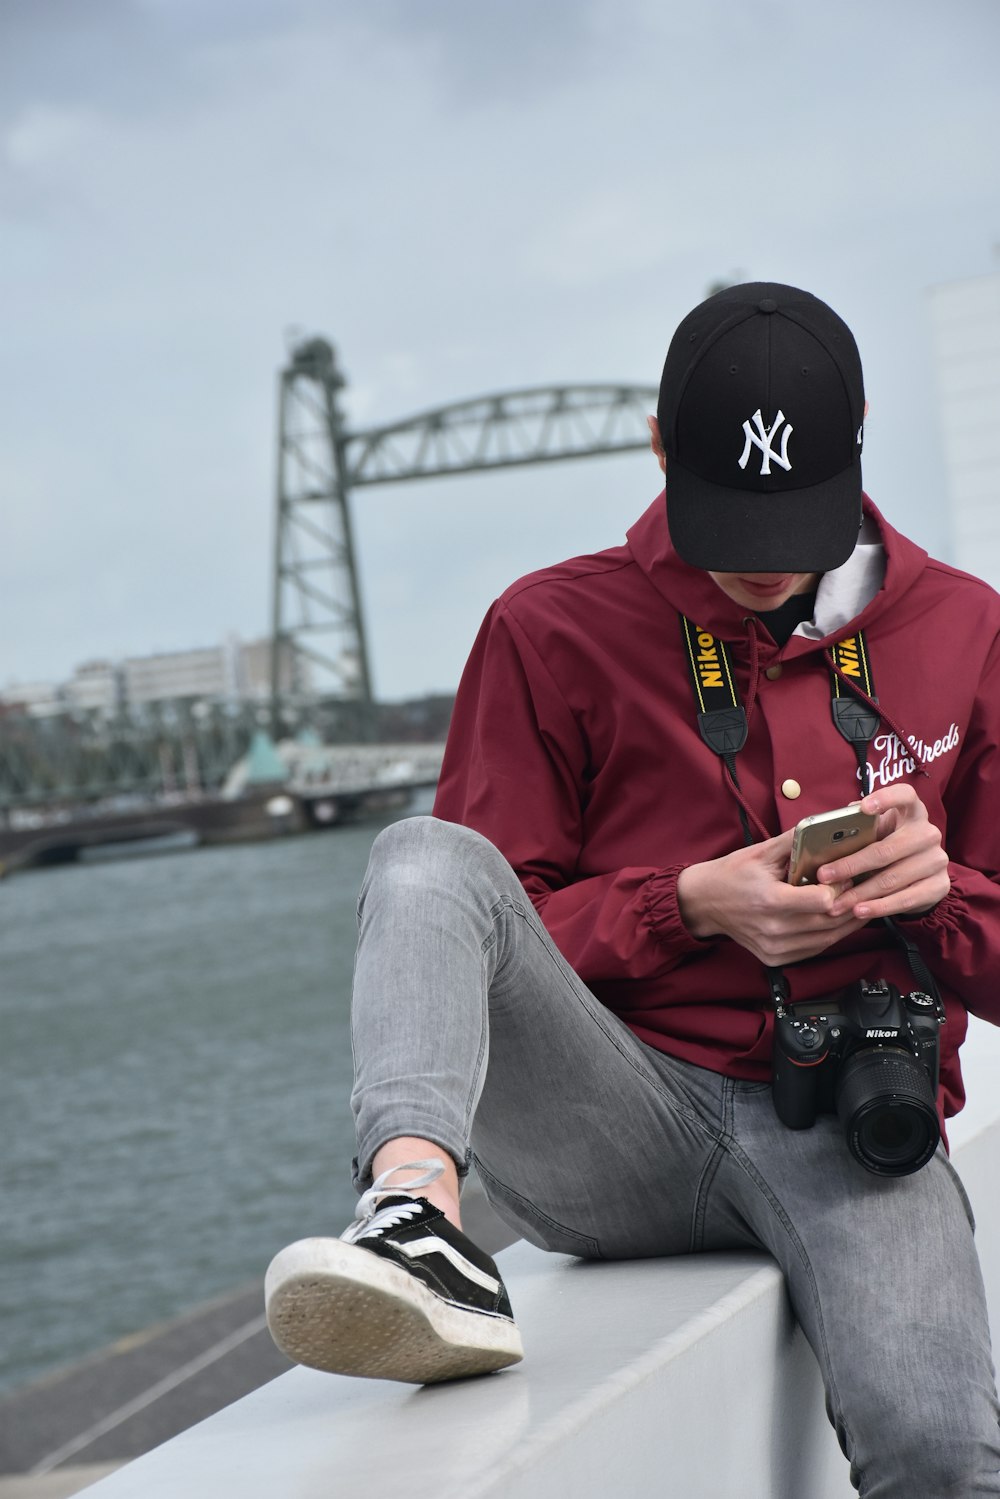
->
xmin=265 ymin=1237 xmax=524 ymax=1385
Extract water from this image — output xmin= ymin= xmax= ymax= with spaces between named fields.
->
xmin=1 ymin=812 xmax=415 ymax=1397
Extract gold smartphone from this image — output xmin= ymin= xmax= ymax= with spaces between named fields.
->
xmin=787 ymin=805 xmax=879 ymax=886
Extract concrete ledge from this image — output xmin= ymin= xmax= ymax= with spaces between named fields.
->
xmin=79 ymin=1256 xmax=854 ymax=1498
xmin=80 ymin=1076 xmax=1000 ymax=1499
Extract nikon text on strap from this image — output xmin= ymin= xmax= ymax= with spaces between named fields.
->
xmin=682 ymin=617 xmax=880 ymax=796
xmin=680 ymin=616 xmax=751 ymax=842
xmin=680 ymin=616 xmax=747 ymax=756
xmin=829 ymin=634 xmax=880 ymax=794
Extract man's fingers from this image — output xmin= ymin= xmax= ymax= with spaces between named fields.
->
xmin=843 ymin=875 xmax=949 ymax=921
xmin=749 ymin=915 xmax=866 ymax=967
xmin=857 ymin=784 xmax=924 ymax=818
xmin=825 ymin=845 xmax=947 ymax=909
xmin=765 ymin=827 xmax=795 ymax=866
xmin=819 ymin=824 xmax=943 ymax=888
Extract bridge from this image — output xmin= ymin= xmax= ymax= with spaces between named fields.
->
xmin=0 ymin=742 xmax=445 ymax=875
xmin=271 ymin=338 xmax=658 ymax=715
xmin=0 ymin=348 xmax=656 ymax=816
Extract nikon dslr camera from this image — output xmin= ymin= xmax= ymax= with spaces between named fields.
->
xmin=772 ymin=979 xmax=945 ymax=1176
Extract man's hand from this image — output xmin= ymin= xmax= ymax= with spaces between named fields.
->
xmin=819 ymin=784 xmax=950 ymax=920
xmin=677 ymin=831 xmax=866 ymax=967
xmin=676 ymin=785 xmax=950 ymax=965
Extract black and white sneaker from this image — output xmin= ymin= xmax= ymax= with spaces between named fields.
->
xmin=265 ymin=1160 xmax=523 ymax=1384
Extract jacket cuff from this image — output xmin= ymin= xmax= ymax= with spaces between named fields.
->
xmin=642 ymin=864 xmax=706 ymax=954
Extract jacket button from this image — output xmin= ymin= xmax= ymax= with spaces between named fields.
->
xmin=781 ymin=779 xmax=802 ymax=799
xmin=765 ymin=664 xmax=783 ymax=681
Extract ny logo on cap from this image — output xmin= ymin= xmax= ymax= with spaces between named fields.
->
xmin=738 ymin=409 xmax=793 ymax=477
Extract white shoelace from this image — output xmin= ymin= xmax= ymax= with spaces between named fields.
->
xmin=340 ymin=1158 xmax=446 ymax=1245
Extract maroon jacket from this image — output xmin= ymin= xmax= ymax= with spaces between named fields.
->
xmin=434 ymin=494 xmax=1000 ymax=1123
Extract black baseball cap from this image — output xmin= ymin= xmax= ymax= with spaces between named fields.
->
xmin=658 ymin=282 xmax=865 ymax=572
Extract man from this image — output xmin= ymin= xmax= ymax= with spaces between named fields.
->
xmin=266 ymin=283 xmax=1000 ymax=1492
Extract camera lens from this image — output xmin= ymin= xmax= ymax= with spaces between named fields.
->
xmin=835 ymin=1048 xmax=939 ymax=1176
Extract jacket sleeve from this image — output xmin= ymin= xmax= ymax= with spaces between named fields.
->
xmin=903 ymin=631 xmax=1000 ymax=1025
xmin=433 ymin=600 xmax=703 ymax=983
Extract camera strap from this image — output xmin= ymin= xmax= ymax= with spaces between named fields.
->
xmin=679 ymin=616 xmax=752 ymax=842
xmin=680 ymin=615 xmax=878 ymax=799
xmin=678 ymin=615 xmax=942 ymax=1010
xmin=829 ymin=633 xmax=880 ymax=795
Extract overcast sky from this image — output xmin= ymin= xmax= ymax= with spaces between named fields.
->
xmin=2 ymin=0 xmax=998 ymax=701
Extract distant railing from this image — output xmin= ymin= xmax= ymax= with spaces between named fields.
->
xmin=0 ymin=696 xmax=452 ymax=811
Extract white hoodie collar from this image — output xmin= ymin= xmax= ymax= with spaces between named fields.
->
xmin=797 ymin=514 xmax=886 ymax=641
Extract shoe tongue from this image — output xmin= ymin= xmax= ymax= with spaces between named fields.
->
xmin=372 ymin=1191 xmax=432 ymax=1213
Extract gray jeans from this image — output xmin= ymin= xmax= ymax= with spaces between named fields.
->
xmin=350 ymin=816 xmax=1000 ymax=1496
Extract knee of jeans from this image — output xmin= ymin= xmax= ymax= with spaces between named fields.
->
xmin=365 ymin=816 xmax=504 ymax=895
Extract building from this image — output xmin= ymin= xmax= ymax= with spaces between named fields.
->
xmin=928 ymin=270 xmax=1000 ymax=586
xmin=121 ymin=643 xmax=239 ymax=706
xmin=234 ymin=637 xmax=300 ymax=702
xmin=0 ymin=680 xmax=65 ymax=717
xmin=65 ymin=660 xmax=122 ymax=715
xmin=2 ymin=637 xmax=313 ymax=719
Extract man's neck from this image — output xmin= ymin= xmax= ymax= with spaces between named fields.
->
xmin=754 ymin=588 xmax=819 ymax=647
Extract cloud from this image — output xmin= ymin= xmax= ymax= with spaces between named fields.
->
xmin=0 ymin=0 xmax=997 ymax=695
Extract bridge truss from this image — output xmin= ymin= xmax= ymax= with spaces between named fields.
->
xmin=1 ymin=349 xmax=656 ymax=811
xmin=271 ymin=337 xmax=657 ymax=723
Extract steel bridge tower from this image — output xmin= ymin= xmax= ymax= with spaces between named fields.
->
xmin=272 ymin=338 xmax=374 ymax=730
xmin=271 ymin=337 xmax=658 ymax=729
